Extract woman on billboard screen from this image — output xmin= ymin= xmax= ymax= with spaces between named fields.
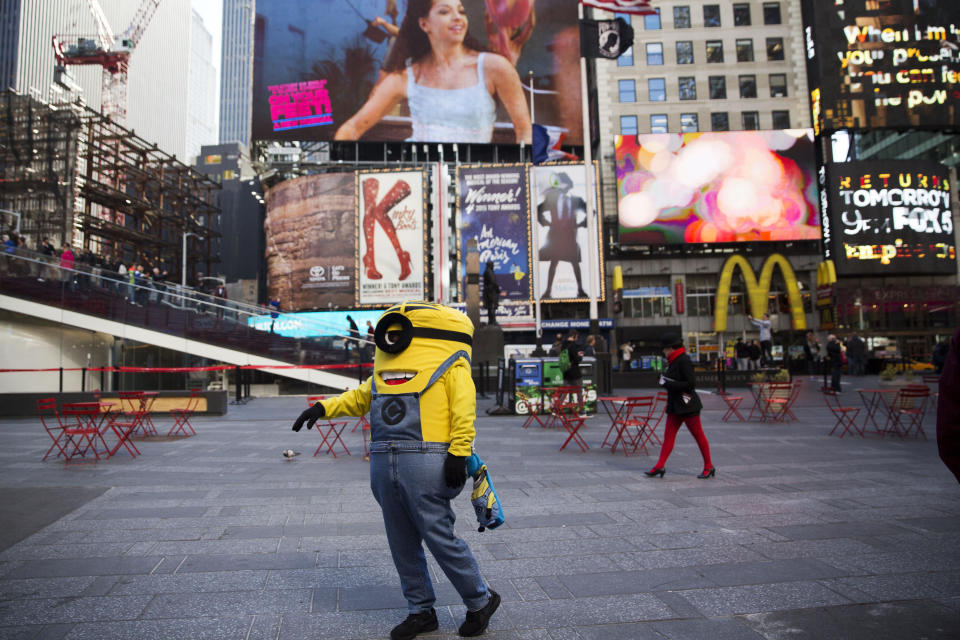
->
xmin=334 ymin=0 xmax=532 ymax=144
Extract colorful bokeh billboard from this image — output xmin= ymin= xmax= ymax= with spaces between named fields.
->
xmin=252 ymin=0 xmax=581 ymax=145
xmin=801 ymin=0 xmax=960 ymax=133
xmin=826 ymin=160 xmax=956 ymax=275
xmin=616 ymin=131 xmax=820 ymax=245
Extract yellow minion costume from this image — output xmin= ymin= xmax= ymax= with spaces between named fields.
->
xmin=292 ymin=301 xmax=500 ymax=639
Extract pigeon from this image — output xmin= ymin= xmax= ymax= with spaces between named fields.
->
xmin=282 ymin=449 xmax=300 ymax=459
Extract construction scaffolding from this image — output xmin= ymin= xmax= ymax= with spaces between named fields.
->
xmin=0 ymin=90 xmax=218 ymax=281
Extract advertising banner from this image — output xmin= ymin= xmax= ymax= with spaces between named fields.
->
xmin=357 ymin=169 xmax=427 ymax=305
xmin=827 ymin=160 xmax=956 ymax=276
xmin=264 ymin=173 xmax=356 ymax=311
xmin=616 ymin=131 xmax=820 ymax=245
xmin=251 ymin=0 xmax=581 ymax=145
xmin=530 ymin=163 xmax=604 ymax=303
xmin=457 ymin=164 xmax=531 ymax=302
xmin=800 ymin=0 xmax=960 ymax=132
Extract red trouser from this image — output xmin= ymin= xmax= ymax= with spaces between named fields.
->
xmin=654 ymin=413 xmax=713 ymax=472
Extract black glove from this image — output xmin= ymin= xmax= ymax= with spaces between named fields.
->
xmin=292 ymin=402 xmax=325 ymax=432
xmin=443 ymin=453 xmax=467 ymax=488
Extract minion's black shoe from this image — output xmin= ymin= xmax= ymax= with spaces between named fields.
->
xmin=459 ymin=590 xmax=500 ymax=637
xmin=391 ymin=608 xmax=438 ymax=640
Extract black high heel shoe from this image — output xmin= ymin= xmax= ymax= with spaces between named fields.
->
xmin=697 ymin=468 xmax=716 ymax=479
xmin=644 ymin=468 xmax=665 ymax=478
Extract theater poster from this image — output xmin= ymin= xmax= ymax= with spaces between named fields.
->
xmin=264 ymin=173 xmax=356 ymax=311
xmin=457 ymin=164 xmax=531 ymax=302
xmin=530 ymin=163 xmax=604 ymax=303
xmin=356 ymin=169 xmax=427 ymax=306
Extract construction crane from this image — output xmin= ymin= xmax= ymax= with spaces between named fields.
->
xmin=52 ymin=0 xmax=161 ymax=123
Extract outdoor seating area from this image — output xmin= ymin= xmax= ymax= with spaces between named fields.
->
xmin=850 ymin=384 xmax=933 ymax=440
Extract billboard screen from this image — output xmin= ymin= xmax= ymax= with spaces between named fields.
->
xmin=801 ymin=0 xmax=960 ymax=132
xmin=457 ymin=164 xmax=532 ymax=302
xmin=357 ymin=169 xmax=427 ymax=305
xmin=616 ymin=131 xmax=820 ymax=245
xmin=264 ymin=173 xmax=357 ymax=311
xmin=530 ymin=163 xmax=604 ymax=302
xmin=252 ymin=0 xmax=581 ymax=145
xmin=827 ymin=160 xmax=956 ymax=275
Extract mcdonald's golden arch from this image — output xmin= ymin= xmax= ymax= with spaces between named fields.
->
xmin=714 ymin=253 xmax=806 ymax=332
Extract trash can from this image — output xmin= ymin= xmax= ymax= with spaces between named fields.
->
xmin=512 ymin=358 xmax=544 ymax=415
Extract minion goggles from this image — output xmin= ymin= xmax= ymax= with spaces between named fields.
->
xmin=374 ymin=312 xmax=473 ymax=354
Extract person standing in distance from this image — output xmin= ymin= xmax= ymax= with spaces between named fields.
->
xmin=646 ymin=333 xmax=715 ymax=479
xmin=747 ymin=313 xmax=772 ymax=366
xmin=826 ymin=334 xmax=844 ymax=392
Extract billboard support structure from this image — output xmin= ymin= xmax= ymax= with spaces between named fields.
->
xmin=579 ymin=2 xmax=600 ymax=338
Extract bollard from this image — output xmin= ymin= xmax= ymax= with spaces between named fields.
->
xmin=59 ymin=367 xmax=63 ymax=392
xmin=235 ymin=366 xmax=242 ymax=404
xmin=81 ymin=367 xmax=86 ymax=392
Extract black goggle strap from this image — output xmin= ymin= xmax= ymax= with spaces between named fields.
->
xmin=410 ymin=327 xmax=473 ymax=346
xmin=424 ymin=350 xmax=471 ymax=392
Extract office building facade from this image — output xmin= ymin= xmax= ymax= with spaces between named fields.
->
xmin=187 ymin=8 xmax=218 ymax=164
xmin=219 ymin=0 xmax=255 ymax=147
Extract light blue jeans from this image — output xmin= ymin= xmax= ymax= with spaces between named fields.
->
xmin=369 ymin=441 xmax=489 ymax=614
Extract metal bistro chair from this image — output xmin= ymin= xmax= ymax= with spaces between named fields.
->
xmin=822 ymin=388 xmax=862 ymax=438
xmin=888 ymin=385 xmax=931 ymax=440
xmin=38 ymin=398 xmax=68 ymax=461
xmin=618 ymin=396 xmax=658 ymax=456
xmin=305 ymin=396 xmax=351 ymax=458
xmin=515 ymin=389 xmax=546 ymax=429
xmin=168 ymin=389 xmax=203 ymax=437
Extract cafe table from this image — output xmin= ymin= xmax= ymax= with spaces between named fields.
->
xmin=856 ymin=388 xmax=901 ymax=437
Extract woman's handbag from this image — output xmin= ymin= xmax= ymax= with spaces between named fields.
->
xmin=673 ymin=390 xmax=703 ymax=416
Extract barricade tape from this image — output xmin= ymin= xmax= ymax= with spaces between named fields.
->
xmin=0 ymin=363 xmax=375 ymax=373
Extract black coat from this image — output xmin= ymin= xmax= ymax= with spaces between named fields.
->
xmin=562 ymin=340 xmax=582 ymax=383
xmin=661 ymin=351 xmax=701 ymax=415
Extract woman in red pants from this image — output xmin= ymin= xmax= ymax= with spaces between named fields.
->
xmin=645 ymin=333 xmax=715 ymax=479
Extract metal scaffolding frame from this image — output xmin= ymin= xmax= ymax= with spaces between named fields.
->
xmin=0 ymin=90 xmax=219 ymax=281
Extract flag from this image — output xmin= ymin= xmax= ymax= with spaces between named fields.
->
xmin=532 ymin=124 xmax=579 ymax=165
xmin=579 ymin=0 xmax=656 ymax=15
xmin=580 ymin=17 xmax=634 ymax=59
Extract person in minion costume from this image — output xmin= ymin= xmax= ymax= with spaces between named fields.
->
xmin=292 ymin=301 xmax=500 ymax=640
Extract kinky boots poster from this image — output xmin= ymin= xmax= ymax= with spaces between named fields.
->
xmin=356 ymin=169 xmax=427 ymax=306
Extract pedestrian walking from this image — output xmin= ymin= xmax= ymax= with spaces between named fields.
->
xmin=803 ymin=331 xmax=821 ymax=376
xmin=735 ymin=337 xmax=749 ymax=371
xmin=269 ymin=297 xmax=281 ymax=334
xmin=619 ymin=340 xmax=634 ymax=371
xmin=561 ymin=330 xmax=583 ymax=386
xmin=59 ymin=244 xmax=75 ymax=291
xmin=845 ymin=333 xmax=866 ymax=376
xmin=645 ymin=333 xmax=714 ymax=479
xmin=826 ymin=334 xmax=843 ymax=391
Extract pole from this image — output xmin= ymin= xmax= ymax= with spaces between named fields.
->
xmin=530 ymin=168 xmax=545 ymax=356
xmin=181 ymin=231 xmax=188 ymax=289
xmin=579 ymin=2 xmax=599 ymax=339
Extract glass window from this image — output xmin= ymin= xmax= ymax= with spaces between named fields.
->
xmin=680 ymin=113 xmax=699 ymax=132
xmin=736 ymin=39 xmax=754 ymax=62
xmin=742 ymin=111 xmax=760 ymax=130
xmin=618 ymin=46 xmax=634 ymax=67
xmin=646 ymin=42 xmax=664 ymax=65
xmin=709 ymin=76 xmax=727 ymax=99
xmin=703 ymin=4 xmax=721 ymax=27
xmin=770 ymin=73 xmax=788 ymax=97
xmin=674 ymin=6 xmax=691 ymax=29
xmin=733 ymin=3 xmax=751 ymax=26
xmin=648 ymin=77 xmax=666 ymax=101
xmin=678 ymin=77 xmax=697 ymax=100
xmin=763 ymin=2 xmax=781 ymax=24
xmin=739 ymin=74 xmax=757 ymax=98
xmin=711 ymin=112 xmax=730 ymax=131
xmin=650 ymin=114 xmax=668 ymax=133
xmin=706 ymin=40 xmax=724 ymax=63
xmin=766 ymin=37 xmax=784 ymax=61
xmin=772 ymin=110 xmax=791 ymax=129
xmin=619 ymin=79 xmax=636 ymax=102
xmin=676 ymin=41 xmax=694 ymax=64
xmin=644 ymin=8 xmax=661 ymax=30
xmin=620 ymin=115 xmax=638 ymax=135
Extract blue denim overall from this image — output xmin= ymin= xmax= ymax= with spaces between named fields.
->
xmin=368 ymin=351 xmax=489 ymax=614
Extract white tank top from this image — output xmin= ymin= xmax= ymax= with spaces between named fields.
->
xmin=406 ymin=52 xmax=496 ymax=143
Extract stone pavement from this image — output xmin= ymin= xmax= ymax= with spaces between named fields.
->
xmin=0 ymin=378 xmax=958 ymax=640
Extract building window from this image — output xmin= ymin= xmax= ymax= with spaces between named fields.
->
xmin=763 ymin=2 xmax=781 ymax=25
xmin=650 ymin=114 xmax=668 ymax=133
xmin=770 ymin=73 xmax=787 ymax=97
xmin=678 ymin=77 xmax=697 ymax=100
xmin=646 ymin=42 xmax=664 ymax=65
xmin=681 ymin=113 xmax=699 ymax=132
xmin=676 ymin=41 xmax=694 ymax=64
xmin=742 ymin=111 xmax=760 ymax=130
xmin=709 ymin=76 xmax=727 ymax=99
xmin=644 ymin=8 xmax=661 ymax=30
xmin=772 ymin=110 xmax=791 ymax=129
xmin=706 ymin=40 xmax=724 ymax=63
xmin=766 ymin=37 xmax=784 ymax=61
xmin=703 ymin=4 xmax=721 ymax=27
xmin=620 ymin=115 xmax=638 ymax=135
xmin=618 ymin=46 xmax=634 ymax=66
xmin=733 ymin=3 xmax=751 ymax=26
xmin=619 ymin=79 xmax=636 ymax=102
xmin=711 ymin=112 xmax=730 ymax=131
xmin=739 ymin=74 xmax=757 ymax=98
xmin=736 ymin=39 xmax=754 ymax=62
xmin=648 ymin=77 xmax=666 ymax=101
xmin=674 ymin=5 xmax=691 ymax=29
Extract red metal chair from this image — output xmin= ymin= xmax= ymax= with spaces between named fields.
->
xmin=718 ymin=392 xmax=745 ymax=422
xmin=516 ymin=390 xmax=546 ymax=429
xmin=168 ymin=389 xmax=203 ymax=436
xmin=822 ymin=388 xmax=862 ymax=438
xmin=111 ymin=391 xmax=149 ymax=436
xmin=619 ymin=397 xmax=657 ymax=456
xmin=889 ymin=386 xmax=930 ymax=440
xmin=38 ymin=398 xmax=68 ymax=461
xmin=765 ymin=380 xmax=802 ymax=422
xmin=305 ymin=396 xmax=351 ymax=458
xmin=557 ymin=406 xmax=589 ymax=452
xmin=60 ymin=403 xmax=106 ymax=463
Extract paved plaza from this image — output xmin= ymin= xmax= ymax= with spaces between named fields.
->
xmin=0 ymin=379 xmax=958 ymax=640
